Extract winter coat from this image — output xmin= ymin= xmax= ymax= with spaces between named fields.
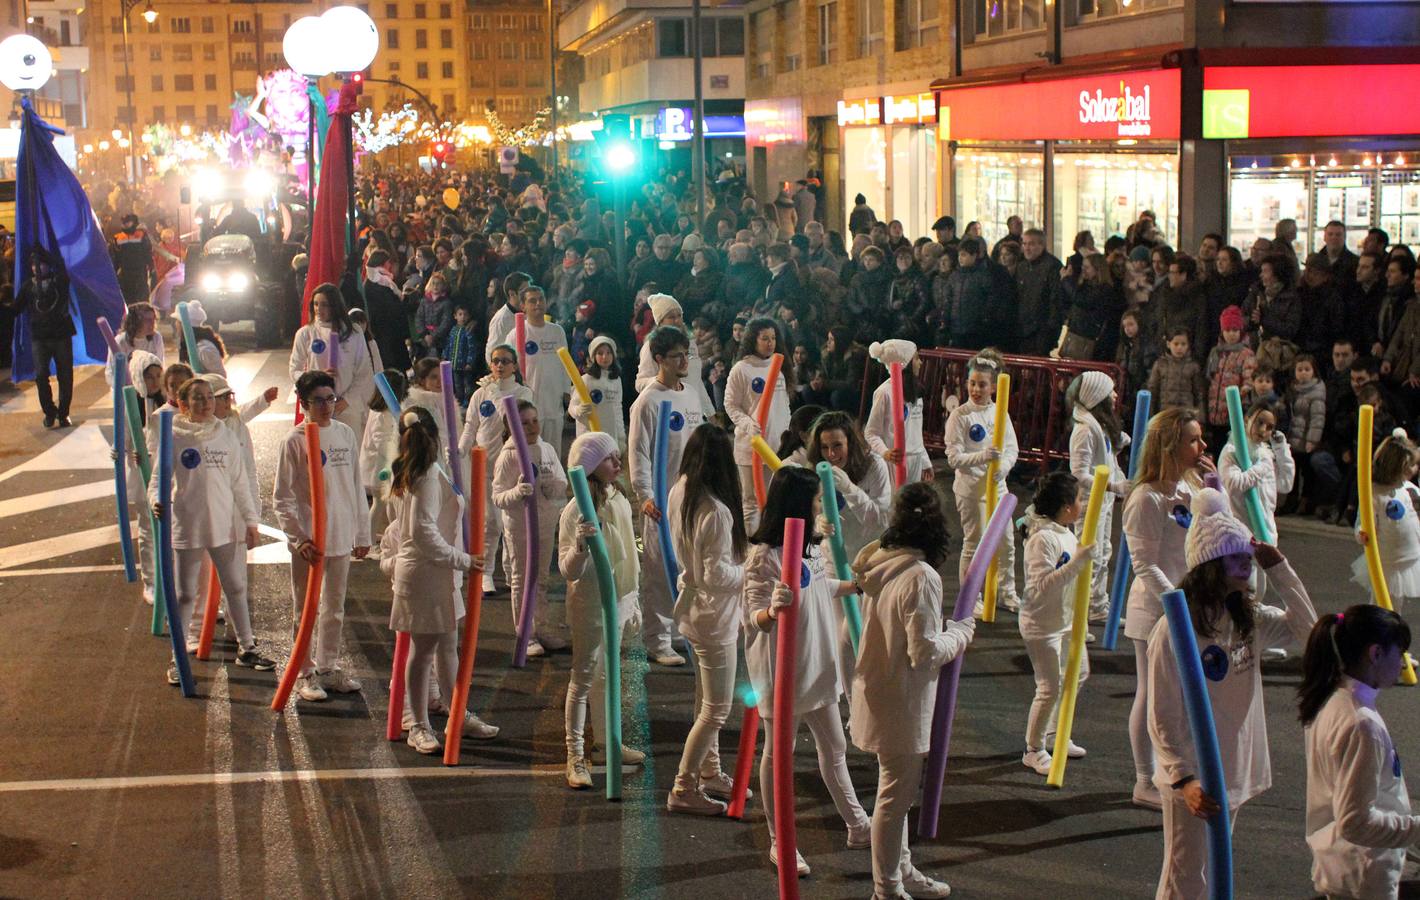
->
xmin=673 ymin=267 xmax=723 ymax=321
xmin=442 ymin=323 xmax=480 ymax=370
xmin=1153 ymin=280 xmax=1208 ymax=363
xmin=1385 ymin=299 xmax=1420 ymax=383
xmin=1015 ymin=252 xmax=1063 ymax=355
xmin=943 ymin=262 xmax=999 ymax=350
xmin=1147 ymin=353 xmax=1204 ymax=411
xmin=847 ymin=265 xmax=892 ymax=331
xmin=1205 ymin=341 xmax=1257 ymax=427
xmin=720 ymin=261 xmax=771 ymax=316
xmin=414 ymin=294 xmax=454 ymax=352
xmin=1288 ymin=377 xmax=1327 ymax=451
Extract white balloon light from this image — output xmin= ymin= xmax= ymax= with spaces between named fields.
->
xmin=282 ymin=16 xmax=330 ymax=77
xmin=320 ymin=6 xmax=379 ymax=73
xmin=0 ymin=34 xmax=53 ymax=92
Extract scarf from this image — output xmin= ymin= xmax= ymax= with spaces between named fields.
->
xmin=365 ymin=265 xmax=398 ymax=291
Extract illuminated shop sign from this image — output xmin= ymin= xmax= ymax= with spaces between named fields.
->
xmin=883 ymin=92 xmax=938 ymax=125
xmin=937 ymin=69 xmax=1181 ymax=141
xmin=1203 ymin=65 xmax=1420 ymax=139
xmin=745 ymin=97 xmax=806 ymax=145
xmin=654 ymin=108 xmax=747 ymax=141
xmin=837 ymin=97 xmax=882 ymax=127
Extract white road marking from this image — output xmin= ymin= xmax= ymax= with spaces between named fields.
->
xmin=0 ymin=479 xmax=112 ymax=519
xmin=0 ymin=764 xmax=583 ymax=793
xmin=0 ymin=564 xmax=125 ymax=577
xmin=0 ymin=364 xmax=105 ymax=414
xmin=0 ymin=523 xmax=120 ymax=569
xmin=0 ymin=421 xmax=114 ymax=483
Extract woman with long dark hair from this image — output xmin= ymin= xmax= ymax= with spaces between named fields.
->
xmin=725 ymin=317 xmax=793 ymax=530
xmin=288 ymin=281 xmax=376 ymax=437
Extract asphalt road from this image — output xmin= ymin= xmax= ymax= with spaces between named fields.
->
xmin=1 ymin=325 xmax=1416 ymax=899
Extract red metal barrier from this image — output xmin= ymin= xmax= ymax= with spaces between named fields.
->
xmin=860 ymin=350 xmax=1123 ymax=479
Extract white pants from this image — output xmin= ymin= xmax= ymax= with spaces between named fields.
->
xmin=405 ymin=628 xmax=457 ymax=730
xmin=737 ymin=463 xmax=761 ymax=535
xmin=758 ymin=703 xmax=869 ymax=838
xmin=640 ymin=515 xmax=678 ymax=655
xmin=483 ymin=467 xmax=505 ymax=578
xmin=1130 ymin=638 xmax=1155 ymax=784
xmin=533 ymin=395 xmax=564 ymax=459
xmin=675 ymin=639 xmax=735 ymax=787
xmin=956 ymin=485 xmax=1018 ymax=605
xmin=368 ymin=493 xmax=392 ymax=545
xmin=904 ymin=451 xmax=931 ymax=485
xmin=504 ymin=511 xmax=557 ymax=639
xmin=1080 ymin=502 xmax=1114 ymax=616
xmin=137 ymin=503 xmax=156 ymax=603
xmin=871 ymin=751 xmax=925 ymax=897
xmin=288 ymin=554 xmax=352 ymax=676
xmin=565 ymin=591 xmax=611 ymax=758
xmin=1023 ymin=632 xmax=1090 ymax=750
xmin=1158 ymin=791 xmax=1238 ymax=899
xmin=178 ymin=543 xmax=252 ymax=649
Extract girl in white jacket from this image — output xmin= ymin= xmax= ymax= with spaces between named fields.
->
xmin=667 ymin=424 xmax=747 ymax=814
xmin=1354 ymin=430 xmax=1420 ymax=618
xmin=492 ymin=399 xmax=569 ymax=658
xmin=1122 ymin=406 xmax=1214 ymax=810
xmin=288 ymin=283 xmax=376 ymax=439
xmin=568 ymin=336 xmax=626 ymax=448
xmin=361 ymin=369 xmax=407 ymax=551
xmin=745 ymin=465 xmax=871 ymax=879
xmin=726 ymin=318 xmax=792 ymax=530
xmin=106 ymin=301 xmax=165 ymax=385
xmin=850 ymin=482 xmax=974 ymax=900
xmin=1147 ymin=489 xmax=1316 ymax=899
xmin=148 ymin=376 xmax=266 ymax=684
xmin=1019 ymin=472 xmax=1097 ymax=777
xmin=405 ymin=359 xmax=451 ymax=462
xmin=177 ymin=300 xmax=227 ymax=377
xmin=944 ymin=349 xmax=1021 ymax=614
xmin=864 ymin=340 xmax=933 ymax=485
xmin=1218 ymin=400 xmax=1294 ymax=546
xmin=1068 ymin=371 xmax=1129 ymax=621
xmin=459 ymin=345 xmax=533 ymax=591
xmin=558 ymin=432 xmax=642 ymax=789
xmin=1299 ymin=605 xmax=1418 ymax=900
xmin=383 ymin=406 xmax=499 ymax=755
xmin=124 ymin=350 xmax=166 ymax=606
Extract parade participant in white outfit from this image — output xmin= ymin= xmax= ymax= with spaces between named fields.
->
xmin=486 ymin=272 xmax=529 ymax=364
xmin=667 ymin=423 xmax=747 ymax=814
xmin=106 ymin=301 xmax=165 ymax=385
xmin=148 ymin=376 xmax=269 ymax=684
xmin=1122 ymin=406 xmax=1213 ymax=810
xmin=944 ymin=349 xmax=1021 ymax=614
xmin=404 ymin=359 xmax=450 ymax=454
xmin=634 ymin=293 xmax=715 ymax=418
xmin=864 ymin=340 xmax=933 ymax=485
xmin=273 ymin=371 xmax=372 ymax=702
xmin=207 ymin=373 xmax=278 ymax=520
xmin=1354 ymin=430 xmax=1420 ymax=619
xmin=360 ymin=370 xmax=408 ymax=553
xmin=382 ymin=406 xmax=499 ymax=754
xmin=492 ymin=399 xmax=570 ymax=657
xmin=851 ymin=482 xmax=975 ymax=900
xmin=629 ymin=326 xmax=707 ymax=667
xmin=725 ymin=317 xmax=792 ymax=530
xmin=558 ymin=431 xmax=644 ymax=789
xmin=123 ymin=350 xmax=166 ymax=606
xmin=1299 ymin=605 xmax=1418 ymax=900
xmin=459 ymin=345 xmax=534 ymax=592
xmin=495 ymin=285 xmax=570 ymax=457
xmin=177 ymin=300 xmax=227 ymax=378
xmin=144 ymin=362 xmax=193 ymax=448
xmin=288 ymin=282 xmax=376 ymax=438
xmin=1147 ymin=489 xmax=1315 ymax=899
xmin=568 ymin=336 xmax=626 ymax=448
xmin=1068 ymin=371 xmax=1130 ymax=622
xmin=745 ymin=465 xmax=871 ymax=878
xmin=1019 ymin=472 xmax=1096 ymax=777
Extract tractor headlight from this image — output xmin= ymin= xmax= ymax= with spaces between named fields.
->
xmin=201 ymin=272 xmax=222 ymax=292
xmin=227 ymin=272 xmax=251 ymax=292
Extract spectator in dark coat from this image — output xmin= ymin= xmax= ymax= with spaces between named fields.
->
xmin=633 ymin=233 xmax=689 ymax=294
xmin=1296 ymin=253 xmax=1348 ymax=368
xmin=1245 ymin=255 xmax=1304 ymax=347
xmin=1152 ymin=253 xmax=1209 ymax=363
xmin=886 ymin=245 xmax=931 ymax=344
xmin=1351 ymin=251 xmax=1388 ymax=355
xmin=821 ymin=324 xmax=867 ymax=413
xmin=848 ymin=193 xmax=876 ymax=236
xmin=362 ymin=249 xmax=412 ymax=374
xmin=944 ymin=237 xmax=1003 ymax=351
xmin=758 ymin=243 xmax=802 ymax=318
xmin=719 ymin=242 xmax=770 ymax=318
xmin=1014 ymin=228 xmax=1062 ymax=356
xmin=1061 ymin=251 xmax=1124 ymax=361
xmin=1204 ymin=246 xmax=1250 ymax=352
xmin=673 ymin=247 xmax=724 ymax=321
xmin=846 ymin=246 xmax=891 ymax=335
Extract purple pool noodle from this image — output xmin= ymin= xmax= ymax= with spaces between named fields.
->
xmin=438 ymin=361 xmax=464 ymax=498
xmin=501 ymin=393 xmax=539 ymax=667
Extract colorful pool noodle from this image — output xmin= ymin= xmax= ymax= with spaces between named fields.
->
xmin=385 ymin=632 xmax=411 ymax=740
xmin=514 ymin=311 xmax=527 ymax=378
xmin=1103 ymin=389 xmax=1151 ymax=651
xmin=445 ymin=446 xmax=488 ymax=765
xmin=195 ymin=562 xmax=222 ymax=660
xmin=502 ymin=393 xmax=540 ymax=668
xmin=816 ymin=460 xmax=862 ymax=655
xmin=438 ymin=361 xmax=465 ymax=499
xmin=654 ymin=399 xmax=680 ymax=602
xmin=980 ymin=372 xmax=1011 ymax=622
xmin=750 ymin=436 xmax=784 ymax=472
xmin=373 ymin=371 xmax=402 ymax=422
xmin=272 ymin=421 xmax=327 ymax=709
xmin=1357 ymin=404 xmax=1418 ymax=684
xmin=557 ymin=346 xmax=603 ymax=433
xmin=751 ymin=353 xmax=784 ymax=509
xmin=726 ymin=695 xmax=760 ymax=820
xmin=772 ymin=516 xmax=805 ymax=900
xmin=1225 ymin=385 xmax=1273 ymax=545
xmin=176 ymin=301 xmax=203 ymax=374
xmin=888 ymin=362 xmax=909 ymax=488
xmin=918 ymin=492 xmax=1017 ymax=838
xmin=156 ymin=410 xmax=196 ymax=697
xmin=97 ymin=317 xmax=129 ymax=385
xmin=110 ymin=351 xmax=137 ymax=584
xmin=568 ymin=464 xmax=624 ymax=798
xmin=1161 ymin=588 xmax=1234 ymax=899
xmin=326 ymin=327 xmax=341 ymax=371
xmin=1047 ymin=464 xmax=1110 ymax=788
xmin=126 ymin=387 xmax=166 ymax=636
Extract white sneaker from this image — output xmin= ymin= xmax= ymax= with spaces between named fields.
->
xmin=526 ymin=640 xmax=546 ymax=658
xmin=1085 ymin=631 xmax=1097 ymax=644
xmin=536 ymin=630 xmax=569 ymax=652
xmin=406 ymin=725 xmax=442 ymax=755
xmin=1022 ymin=749 xmax=1052 ymax=776
xmin=144 ymin=589 xmax=155 ymax=606
xmin=666 ymin=786 xmax=727 ymax=816
xmin=972 ymin=600 xmax=985 ymax=619
xmin=1063 ymin=739 xmax=1086 ymax=759
xmin=903 ymin=867 xmax=952 ymax=898
xmin=769 ymin=842 xmax=810 ymax=877
xmin=566 ymin=756 xmax=593 ymax=790
xmin=1132 ymin=781 xmax=1163 ymax=811
xmin=401 ymin=709 xmax=415 ymax=733
xmin=998 ymin=595 xmax=1021 ymax=613
xmin=318 ymin=669 xmax=362 ymax=693
xmin=846 ymin=819 xmax=872 ymax=849
xmin=1261 ymin=647 xmax=1288 ymax=662
xmin=651 ymin=649 xmax=686 ymax=667
xmin=186 ymin=639 xmax=200 ymax=655
xmin=298 ymin=676 xmax=328 ymax=702
xmin=165 ymin=664 xmax=181 ymax=686
xmin=699 ymin=771 xmax=747 ymax=800
xmin=481 ymin=573 xmax=496 ymax=593
xmin=593 ymin=744 xmax=646 ymax=766
xmin=459 ymin=711 xmax=499 ymax=740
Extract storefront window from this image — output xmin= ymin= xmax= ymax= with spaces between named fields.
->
xmin=844 ymin=126 xmax=888 ymax=235
xmin=1227 ymin=169 xmax=1308 ymax=259
xmin=890 ymin=127 xmax=939 ymax=240
xmin=1052 ymin=148 xmax=1178 ymax=258
xmin=1380 ymin=169 xmax=1420 ymax=248
xmin=954 ymin=145 xmax=1045 ymax=247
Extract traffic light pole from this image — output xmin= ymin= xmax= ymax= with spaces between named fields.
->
xmin=691 ymin=0 xmax=705 ymax=232
xmin=612 ymin=175 xmax=628 ymax=289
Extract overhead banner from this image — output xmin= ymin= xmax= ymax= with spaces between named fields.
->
xmin=1203 ymin=65 xmax=1420 ymax=139
xmin=937 ymin=69 xmax=1181 ymax=141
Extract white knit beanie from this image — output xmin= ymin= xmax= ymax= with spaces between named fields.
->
xmin=868 ymin=339 xmax=917 ymax=367
xmin=185 ymin=300 xmax=208 ymax=327
xmin=569 ymin=431 xmax=619 ymax=475
xmin=649 ymin=293 xmax=682 ymax=324
xmin=1078 ymin=371 xmax=1114 ymax=410
xmin=588 ymin=335 xmax=618 ymax=360
xmin=1184 ymin=488 xmax=1254 ymax=570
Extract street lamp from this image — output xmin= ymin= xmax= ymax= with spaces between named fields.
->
xmin=318 ymin=5 xmax=379 ymax=262
xmin=283 ymin=15 xmax=330 ymax=221
xmin=118 ymin=0 xmax=156 ymax=183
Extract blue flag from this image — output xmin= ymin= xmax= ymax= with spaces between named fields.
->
xmin=10 ymin=96 xmax=125 ymax=382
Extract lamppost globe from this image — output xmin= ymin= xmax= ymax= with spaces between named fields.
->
xmin=283 ymin=16 xmax=330 ymax=77
xmin=0 ymin=34 xmax=53 ymax=92
xmin=319 ymin=6 xmax=379 ymax=73
xmin=141 ymin=4 xmax=157 ymax=24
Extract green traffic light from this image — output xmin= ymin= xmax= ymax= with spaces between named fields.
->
xmin=605 ymin=142 xmax=636 ymax=173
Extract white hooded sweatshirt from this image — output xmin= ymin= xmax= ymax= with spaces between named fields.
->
xmin=668 ymin=476 xmax=745 ymax=647
xmin=272 ymin=420 xmax=371 ymax=557
xmin=944 ymin=399 xmax=1019 ymax=499
xmin=724 ymin=353 xmax=791 ymax=467
xmin=1020 ymin=513 xmax=1092 ymax=639
xmin=743 ymin=542 xmax=843 ymax=719
xmin=1218 ymin=433 xmax=1295 ymax=538
xmin=147 ymin=415 xmax=257 ymax=549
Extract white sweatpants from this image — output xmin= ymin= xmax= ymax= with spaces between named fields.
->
xmin=177 ymin=542 xmax=252 ymax=649
xmin=1023 ymin=631 xmax=1090 ymax=750
xmin=565 ymin=590 xmax=611 ymax=758
xmin=904 ymin=450 xmax=931 ymax=485
xmin=533 ymin=395 xmax=564 ymax=459
xmin=871 ymin=751 xmax=925 ymax=898
xmin=758 ymin=703 xmax=869 ymax=839
xmin=137 ymin=503 xmax=156 ymax=603
xmin=640 ymin=515 xmax=678 ymax=655
xmin=1130 ymin=638 xmax=1155 ymax=784
xmin=483 ymin=464 xmax=505 ymax=578
xmin=675 ymin=639 xmax=735 ymax=787
xmin=956 ymin=484 xmax=1018 ymax=605
xmin=405 ymin=628 xmax=457 ymax=731
xmin=1158 ymin=792 xmax=1238 ymax=899
xmin=288 ymin=554 xmax=353 ymax=676
xmin=738 ymin=464 xmax=761 ymax=535
xmin=504 ymin=511 xmax=557 ymax=639
xmin=1081 ymin=502 xmax=1114 ymax=617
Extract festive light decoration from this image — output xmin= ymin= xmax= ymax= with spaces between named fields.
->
xmin=486 ymin=105 xmax=553 ymax=148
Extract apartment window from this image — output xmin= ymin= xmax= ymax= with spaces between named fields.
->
xmin=385 ymin=3 xmax=396 ymax=16
xmin=526 ymin=69 xmax=543 ymax=87
xmin=657 ymin=18 xmax=687 ymax=56
xmin=175 ymin=74 xmax=194 ymax=90
xmin=717 ymin=17 xmax=745 ymax=55
xmin=440 ymin=3 xmax=451 ymax=18
xmin=60 ymin=20 xmax=70 ymax=44
xmin=416 ymin=61 xmax=428 ymax=79
xmin=525 ymin=41 xmax=543 ymax=60
xmin=112 ymin=44 xmax=132 ymax=62
xmin=440 ymin=28 xmax=453 ymax=48
xmin=1071 ymin=0 xmax=1179 ymax=23
xmin=176 ymin=104 xmax=194 ymax=120
xmin=205 ymin=104 xmax=218 ymax=124
xmin=414 ymin=3 xmax=426 ymax=16
xmin=965 ymin=0 xmax=1044 ymax=40
xmin=115 ymin=75 xmax=134 ymax=92
xmin=174 ymin=44 xmax=193 ymax=61
xmin=204 ymin=73 xmax=216 ymax=90
xmin=201 ymin=16 xmax=214 ymax=33
xmin=498 ymin=42 xmax=517 ymax=60
xmin=171 ymin=16 xmax=191 ymax=33
xmin=415 ymin=28 xmax=427 ymax=48
xmin=471 ymin=14 xmax=485 ymax=28
xmin=149 ymin=46 xmax=162 ymax=61
xmin=498 ymin=69 xmax=517 ymax=88
xmin=110 ymin=17 xmax=122 ymax=33
xmin=153 ymin=105 xmax=165 ymax=121
xmin=895 ymin=0 xmax=939 ymax=49
xmin=233 ymin=19 xmax=251 ymax=34
xmin=442 ymin=92 xmax=455 ymax=112
xmin=151 ymin=74 xmax=163 ymax=90
xmin=234 ymin=50 xmax=255 ymax=66
xmin=470 ymin=70 xmax=489 ymax=87
xmin=781 ymin=2 xmax=802 ymax=70
xmin=441 ymin=61 xmax=453 ymax=78
xmin=386 ymin=28 xmax=399 ymax=48
xmin=264 ymin=52 xmax=281 ymax=66
xmin=118 ymin=106 xmax=134 ymax=123
xmin=472 ymin=43 xmax=487 ymax=60
xmin=203 ymin=44 xmax=216 ymax=61
xmin=388 ymin=61 xmax=400 ymax=70
xmin=856 ymin=0 xmax=883 ymax=57
xmin=145 ymin=19 xmax=159 ymax=33
xmin=817 ymin=1 xmax=838 ymax=65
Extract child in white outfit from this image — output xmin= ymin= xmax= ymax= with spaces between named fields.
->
xmin=725 ymin=318 xmax=791 ymax=531
xmin=459 ymin=345 xmax=534 ymax=590
xmin=1354 ymin=429 xmax=1420 ymax=618
xmin=864 ymin=340 xmax=933 ymax=485
xmin=568 ymin=336 xmax=626 ymax=448
xmin=1068 ymin=371 xmax=1129 ymax=621
xmin=494 ymin=286 xmax=570 ymax=458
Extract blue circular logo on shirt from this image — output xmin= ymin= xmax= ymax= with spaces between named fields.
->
xmin=180 ymin=448 xmax=201 ymax=469
xmin=479 ymin=400 xmax=496 ymax=417
xmin=311 ymin=338 xmax=326 ymax=355
xmin=903 ymin=403 xmax=911 ymax=422
xmin=1387 ymin=499 xmax=1406 ymax=520
xmin=669 ymin=411 xmax=685 ymax=431
xmin=968 ymin=423 xmax=987 ymax=443
xmin=800 ymin=561 xmax=811 ymax=589
xmin=320 ymin=449 xmax=327 ymax=466
xmin=524 ymin=340 xmax=539 ymax=356
xmin=1055 ymin=551 xmax=1071 ymax=569
xmin=590 ymin=389 xmax=604 ymax=404
xmin=1200 ymin=645 xmax=1229 ymax=681
xmin=1172 ymin=505 xmax=1193 ymax=528
xmin=751 ymin=377 xmax=766 ymax=394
